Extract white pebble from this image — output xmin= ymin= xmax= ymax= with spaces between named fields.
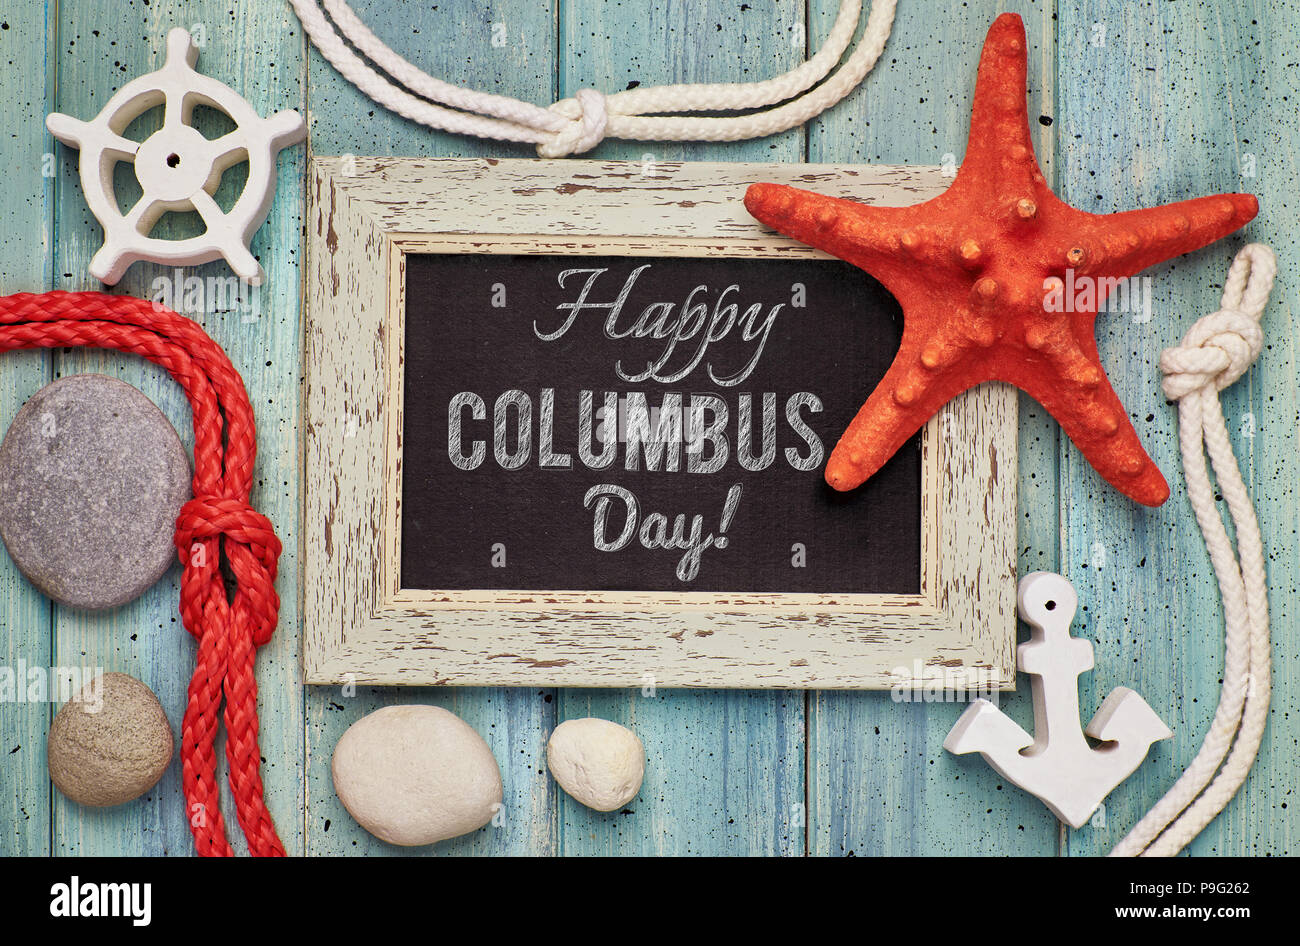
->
xmin=547 ymin=718 xmax=644 ymax=811
xmin=332 ymin=705 xmax=502 ymax=846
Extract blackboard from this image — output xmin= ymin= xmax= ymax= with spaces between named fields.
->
xmin=400 ymin=252 xmax=920 ymax=595
xmin=305 ymin=157 xmax=1017 ymax=688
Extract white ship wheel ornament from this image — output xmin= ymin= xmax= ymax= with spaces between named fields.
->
xmin=46 ymin=28 xmax=305 ymax=286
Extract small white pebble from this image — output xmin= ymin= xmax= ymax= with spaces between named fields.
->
xmin=547 ymin=718 xmax=644 ymax=812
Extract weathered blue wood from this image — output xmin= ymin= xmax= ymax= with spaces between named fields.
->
xmin=1 ymin=0 xmax=1294 ymax=857
xmin=46 ymin=0 xmax=307 ymax=855
xmin=554 ymin=0 xmax=808 ymax=856
xmin=1232 ymin=0 xmax=1300 ymax=860
xmin=806 ymin=0 xmax=1062 ymax=856
xmin=1058 ymin=0 xmax=1297 ymax=857
xmin=303 ymin=0 xmax=562 ymax=856
xmin=0 ymin=0 xmax=56 ymax=858
xmin=553 ymin=689 xmax=807 ymax=856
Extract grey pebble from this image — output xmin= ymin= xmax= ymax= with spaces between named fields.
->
xmin=0 ymin=374 xmax=191 ymax=610
xmin=47 ymin=672 xmax=174 ymax=807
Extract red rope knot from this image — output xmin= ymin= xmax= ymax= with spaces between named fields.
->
xmin=1 ymin=290 xmax=286 ymax=855
xmin=175 ymin=495 xmax=282 ymax=647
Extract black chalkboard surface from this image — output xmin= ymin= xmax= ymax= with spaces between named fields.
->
xmin=400 ymin=252 xmax=919 ymax=595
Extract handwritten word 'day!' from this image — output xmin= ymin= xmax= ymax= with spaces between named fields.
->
xmin=534 ymin=264 xmax=782 ymax=386
xmin=586 ymin=483 xmax=743 ymax=582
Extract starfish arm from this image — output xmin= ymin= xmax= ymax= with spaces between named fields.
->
xmin=1003 ymin=340 xmax=1169 ymax=506
xmin=745 ymin=183 xmax=913 ymax=265
xmin=744 ymin=183 xmax=966 ymax=303
xmin=1086 ymin=193 xmax=1259 ymax=278
xmin=825 ymin=328 xmax=985 ymax=491
xmin=950 ymin=13 xmax=1045 ymax=201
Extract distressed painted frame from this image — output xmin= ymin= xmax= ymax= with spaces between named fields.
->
xmin=303 ymin=157 xmax=1017 ymax=689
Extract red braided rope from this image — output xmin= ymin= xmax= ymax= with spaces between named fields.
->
xmin=0 ymin=290 xmax=284 ymax=857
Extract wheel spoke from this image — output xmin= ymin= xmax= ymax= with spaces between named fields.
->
xmin=123 ymin=196 xmax=163 ymax=234
xmin=189 ymin=188 xmax=228 ymax=234
xmin=206 ymin=131 xmax=248 ymax=167
xmin=162 ymin=87 xmax=189 ymax=129
xmin=104 ymin=133 xmax=140 ymax=159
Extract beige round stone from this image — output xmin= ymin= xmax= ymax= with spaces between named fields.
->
xmin=47 ymin=672 xmax=174 ymax=807
xmin=547 ymin=717 xmax=645 ymax=812
xmin=332 ymin=705 xmax=503 ymax=846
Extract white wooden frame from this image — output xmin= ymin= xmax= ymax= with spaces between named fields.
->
xmin=303 ymin=157 xmax=1017 ymax=689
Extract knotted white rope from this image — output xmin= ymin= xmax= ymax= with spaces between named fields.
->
xmin=1111 ymin=244 xmax=1277 ymax=857
xmin=288 ymin=0 xmax=897 ymax=157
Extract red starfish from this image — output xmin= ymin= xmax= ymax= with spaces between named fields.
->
xmin=744 ymin=13 xmax=1257 ymax=506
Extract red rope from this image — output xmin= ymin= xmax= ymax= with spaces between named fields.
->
xmin=0 ymin=290 xmax=284 ymax=857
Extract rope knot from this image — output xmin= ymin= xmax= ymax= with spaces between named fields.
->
xmin=1159 ymin=309 xmax=1263 ymax=401
xmin=1159 ymin=243 xmax=1277 ymax=402
xmin=537 ymin=88 xmax=608 ymax=158
xmin=175 ymin=495 xmax=283 ymax=646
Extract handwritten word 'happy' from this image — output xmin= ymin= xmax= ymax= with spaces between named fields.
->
xmin=533 ymin=265 xmax=783 ymax=386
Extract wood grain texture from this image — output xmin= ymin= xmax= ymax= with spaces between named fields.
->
xmin=0 ymin=0 xmax=55 ymax=857
xmin=44 ymin=0 xmax=306 ymax=855
xmin=1056 ymin=0 xmax=1297 ymax=858
xmin=0 ymin=0 xmax=1292 ymax=857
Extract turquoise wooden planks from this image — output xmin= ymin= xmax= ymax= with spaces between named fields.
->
xmin=0 ymin=0 xmax=56 ymax=858
xmin=553 ymin=690 xmax=806 ymax=856
xmin=46 ymin=0 xmax=307 ymax=854
xmin=0 ymin=0 xmax=1291 ymax=858
xmin=805 ymin=0 xmax=1062 ymax=857
xmin=555 ymin=0 xmax=808 ymax=857
xmin=303 ymin=0 xmax=562 ymax=857
xmin=1233 ymin=0 xmax=1300 ymax=860
xmin=1056 ymin=0 xmax=1296 ymax=858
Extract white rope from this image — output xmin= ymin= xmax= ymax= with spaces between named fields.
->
xmin=288 ymin=0 xmax=897 ymax=156
xmin=1111 ymin=244 xmax=1276 ymax=857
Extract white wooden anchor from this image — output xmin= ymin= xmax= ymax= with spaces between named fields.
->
xmin=944 ymin=571 xmax=1172 ymax=828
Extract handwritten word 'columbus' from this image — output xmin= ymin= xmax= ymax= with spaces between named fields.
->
xmin=448 ymin=389 xmax=824 ymax=474
xmin=533 ymin=265 xmax=782 ymax=386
